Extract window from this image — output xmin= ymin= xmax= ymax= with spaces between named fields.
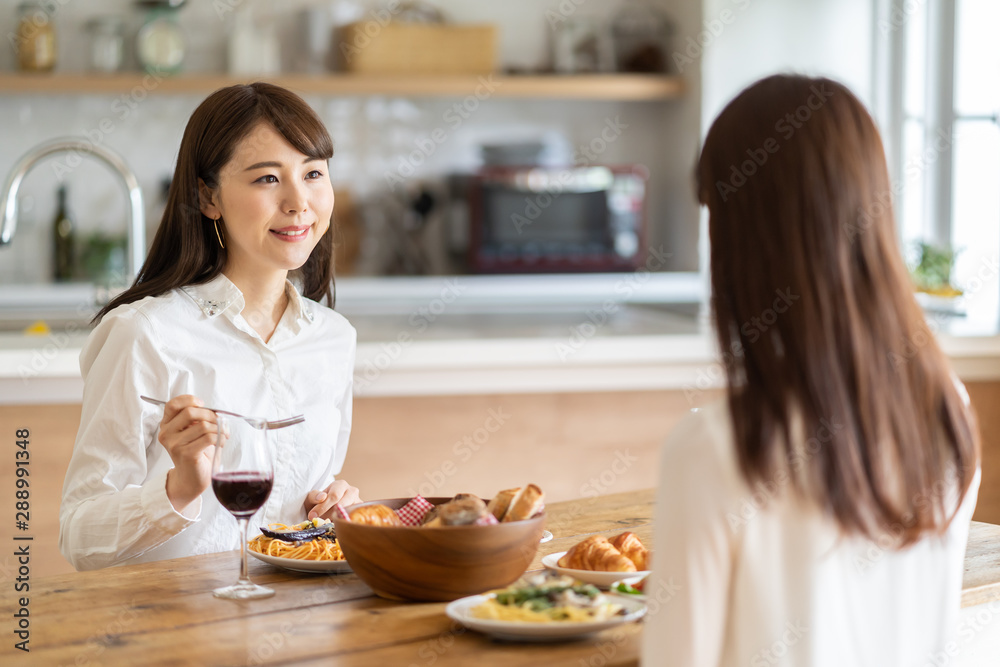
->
xmin=890 ymin=0 xmax=999 ymax=331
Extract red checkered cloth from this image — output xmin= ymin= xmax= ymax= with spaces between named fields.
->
xmin=395 ymin=495 xmax=437 ymax=526
xmin=335 ymin=495 xmax=500 ymax=526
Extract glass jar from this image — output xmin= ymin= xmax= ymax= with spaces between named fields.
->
xmin=135 ymin=2 xmax=185 ymax=74
xmin=86 ymin=16 xmax=125 ymax=73
xmin=611 ymin=0 xmax=675 ymax=73
xmin=16 ymin=2 xmax=56 ymax=73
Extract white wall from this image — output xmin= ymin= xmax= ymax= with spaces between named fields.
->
xmin=700 ymin=0 xmax=875 ymax=132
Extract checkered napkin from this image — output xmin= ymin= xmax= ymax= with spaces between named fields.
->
xmin=334 ymin=495 xmax=499 ymax=526
xmin=396 ymin=495 xmax=436 ymax=525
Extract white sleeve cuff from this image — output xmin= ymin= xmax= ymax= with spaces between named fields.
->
xmin=140 ymin=469 xmax=202 ymax=535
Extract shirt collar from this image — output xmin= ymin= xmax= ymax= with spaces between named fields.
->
xmin=181 ymin=274 xmax=244 ymax=318
xmin=181 ymin=274 xmax=315 ymax=329
xmin=282 ymin=280 xmax=316 ymax=332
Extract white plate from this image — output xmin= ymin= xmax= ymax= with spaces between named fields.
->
xmin=248 ymin=549 xmax=353 ymax=574
xmin=609 ymin=575 xmax=649 ymax=602
xmin=446 ymin=594 xmax=646 ymax=642
xmin=541 ymin=552 xmax=650 ymax=588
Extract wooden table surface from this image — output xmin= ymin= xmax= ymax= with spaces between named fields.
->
xmin=3 ymin=489 xmax=998 ymax=666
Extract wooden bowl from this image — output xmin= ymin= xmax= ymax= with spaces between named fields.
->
xmin=332 ymin=497 xmax=545 ymax=602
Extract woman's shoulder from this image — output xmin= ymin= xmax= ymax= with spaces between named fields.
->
xmin=84 ymin=290 xmax=192 ymax=351
xmin=95 ymin=289 xmax=191 ymax=330
xmin=661 ymin=399 xmax=743 ymax=483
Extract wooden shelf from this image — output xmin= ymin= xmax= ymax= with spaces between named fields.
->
xmin=0 ymin=72 xmax=684 ymax=101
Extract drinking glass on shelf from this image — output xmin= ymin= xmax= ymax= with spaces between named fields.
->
xmin=211 ymin=413 xmax=275 ymax=600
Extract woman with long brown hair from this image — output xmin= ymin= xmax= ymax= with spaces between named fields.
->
xmin=643 ymin=75 xmax=980 ymax=665
xmin=60 ymin=83 xmax=360 ymax=570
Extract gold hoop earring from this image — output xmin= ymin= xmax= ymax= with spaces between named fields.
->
xmin=213 ymin=216 xmax=225 ymax=249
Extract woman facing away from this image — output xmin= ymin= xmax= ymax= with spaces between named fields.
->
xmin=60 ymin=83 xmax=361 ymax=570
xmin=642 ymin=75 xmax=981 ymax=666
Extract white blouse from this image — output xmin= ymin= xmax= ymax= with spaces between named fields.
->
xmin=641 ymin=400 xmax=980 ymax=667
xmin=59 ymin=274 xmax=356 ymax=571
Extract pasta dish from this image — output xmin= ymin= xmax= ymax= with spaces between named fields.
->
xmin=248 ymin=520 xmax=345 ymax=561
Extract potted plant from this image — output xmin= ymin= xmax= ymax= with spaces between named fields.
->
xmin=910 ymin=240 xmax=964 ymax=314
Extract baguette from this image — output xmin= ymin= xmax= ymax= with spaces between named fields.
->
xmin=487 ymin=487 xmax=520 ymax=521
xmin=501 ymin=483 xmax=545 ymax=522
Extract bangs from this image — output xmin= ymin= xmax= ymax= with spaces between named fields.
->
xmin=253 ymin=83 xmax=334 ymax=161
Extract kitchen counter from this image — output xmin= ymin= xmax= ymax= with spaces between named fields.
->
xmin=2 ymin=274 xmax=1000 ymax=403
xmin=2 ymin=489 xmax=997 ymax=665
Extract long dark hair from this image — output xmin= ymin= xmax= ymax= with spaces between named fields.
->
xmin=95 ymin=82 xmax=336 ymax=322
xmin=697 ymin=75 xmax=979 ymax=545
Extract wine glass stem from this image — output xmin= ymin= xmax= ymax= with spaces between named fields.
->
xmin=238 ymin=517 xmax=251 ymax=586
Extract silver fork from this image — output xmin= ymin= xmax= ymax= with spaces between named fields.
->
xmin=139 ymin=396 xmax=305 ymax=431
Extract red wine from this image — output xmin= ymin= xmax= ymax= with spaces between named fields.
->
xmin=212 ymin=472 xmax=273 ymax=517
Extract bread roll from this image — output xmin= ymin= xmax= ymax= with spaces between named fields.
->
xmin=420 ymin=505 xmax=442 ymax=526
xmin=501 ymin=483 xmax=545 ymax=522
xmin=558 ymin=535 xmax=637 ymax=572
xmin=424 ymin=496 xmax=488 ymax=526
xmin=610 ymin=531 xmax=649 ymax=570
xmin=349 ymin=504 xmax=402 ymax=527
xmin=486 ymin=487 xmax=520 ymax=521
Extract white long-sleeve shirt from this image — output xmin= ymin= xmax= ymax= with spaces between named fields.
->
xmin=642 ymin=400 xmax=980 ymax=667
xmin=59 ymin=274 xmax=356 ymax=571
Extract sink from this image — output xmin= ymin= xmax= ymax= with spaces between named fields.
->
xmin=0 ymin=283 xmax=100 ymax=333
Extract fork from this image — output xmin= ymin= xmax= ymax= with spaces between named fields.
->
xmin=139 ymin=396 xmax=305 ymax=431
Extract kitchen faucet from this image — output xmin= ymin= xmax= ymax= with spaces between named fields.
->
xmin=0 ymin=138 xmax=145 ymax=283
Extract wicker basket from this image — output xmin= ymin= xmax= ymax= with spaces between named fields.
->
xmin=338 ymin=22 xmax=497 ymax=74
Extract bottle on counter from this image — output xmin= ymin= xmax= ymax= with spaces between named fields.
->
xmin=52 ymin=184 xmax=75 ymax=282
xmin=16 ymin=2 xmax=57 ymax=73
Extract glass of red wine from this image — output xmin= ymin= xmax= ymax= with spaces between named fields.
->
xmin=211 ymin=413 xmax=275 ymax=600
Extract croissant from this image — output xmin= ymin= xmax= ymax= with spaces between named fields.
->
xmin=349 ymin=504 xmax=402 ymax=527
xmin=610 ymin=531 xmax=649 ymax=570
xmin=558 ymin=535 xmax=637 ymax=572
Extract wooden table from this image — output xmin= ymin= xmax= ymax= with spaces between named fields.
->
xmin=3 ymin=490 xmax=998 ymax=666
